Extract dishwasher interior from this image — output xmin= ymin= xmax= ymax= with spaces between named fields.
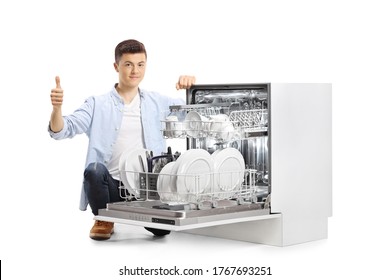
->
xmin=96 ymin=83 xmax=332 ymax=246
xmin=99 ymin=84 xmax=271 ymax=224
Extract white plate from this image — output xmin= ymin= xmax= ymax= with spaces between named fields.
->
xmin=123 ymin=148 xmax=149 ymax=196
xmin=157 ymin=162 xmax=176 ymax=202
xmin=212 ymin=148 xmax=245 ymax=198
xmin=118 ymin=148 xmax=135 ymax=188
xmin=211 ymin=149 xmax=222 ymax=159
xmin=173 ymin=149 xmax=213 ymax=197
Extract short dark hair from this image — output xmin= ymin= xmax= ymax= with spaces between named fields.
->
xmin=115 ymin=39 xmax=147 ymax=63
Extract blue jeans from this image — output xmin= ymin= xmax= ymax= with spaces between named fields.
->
xmin=83 ymin=162 xmax=125 ymax=215
xmin=83 ymin=162 xmax=171 ymax=236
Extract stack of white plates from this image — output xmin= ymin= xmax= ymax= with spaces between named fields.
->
xmin=156 ymin=149 xmax=213 ymax=203
xmin=157 ymin=148 xmax=245 ymax=203
xmin=119 ymin=147 xmax=246 ymax=203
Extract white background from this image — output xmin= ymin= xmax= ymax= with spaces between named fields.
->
xmin=0 ymin=0 xmax=389 ymax=279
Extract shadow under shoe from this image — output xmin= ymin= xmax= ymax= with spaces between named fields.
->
xmin=144 ymin=227 xmax=171 ymax=237
xmin=90 ymin=220 xmax=114 ymax=240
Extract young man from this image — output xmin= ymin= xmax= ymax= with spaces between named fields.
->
xmin=49 ymin=39 xmax=195 ymax=240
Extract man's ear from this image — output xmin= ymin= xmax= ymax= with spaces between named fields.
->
xmin=113 ymin=62 xmax=119 ymax=72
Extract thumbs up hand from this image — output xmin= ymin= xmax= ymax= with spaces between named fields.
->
xmin=50 ymin=76 xmax=63 ymax=110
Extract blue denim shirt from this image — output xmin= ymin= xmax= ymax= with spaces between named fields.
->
xmin=49 ymin=85 xmax=184 ymax=210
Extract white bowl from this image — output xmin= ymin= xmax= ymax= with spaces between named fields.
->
xmin=165 ymin=116 xmax=184 ymax=137
xmin=184 ymin=111 xmax=209 ymax=137
xmin=210 ymin=114 xmax=235 ymax=141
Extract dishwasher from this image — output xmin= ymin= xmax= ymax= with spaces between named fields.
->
xmin=95 ymin=83 xmax=332 ymax=246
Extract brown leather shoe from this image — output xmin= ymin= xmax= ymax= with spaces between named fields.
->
xmin=90 ymin=220 xmax=114 ymax=240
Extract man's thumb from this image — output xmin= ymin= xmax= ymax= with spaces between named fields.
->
xmin=55 ymin=76 xmax=61 ymax=88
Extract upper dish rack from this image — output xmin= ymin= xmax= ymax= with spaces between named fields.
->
xmin=161 ymin=104 xmax=268 ymax=142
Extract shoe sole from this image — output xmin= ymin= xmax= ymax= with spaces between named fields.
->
xmin=90 ymin=229 xmax=114 ymax=241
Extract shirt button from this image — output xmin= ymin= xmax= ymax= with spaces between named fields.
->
xmin=115 ymin=127 xmax=119 ymax=131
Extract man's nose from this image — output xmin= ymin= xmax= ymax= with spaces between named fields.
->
xmin=131 ymin=65 xmax=139 ymax=73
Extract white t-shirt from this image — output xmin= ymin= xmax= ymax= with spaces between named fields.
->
xmin=107 ymin=94 xmax=144 ymax=180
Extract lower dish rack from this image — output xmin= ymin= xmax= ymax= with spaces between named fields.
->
xmin=96 ymin=169 xmax=270 ymax=229
xmin=119 ymin=169 xmax=268 ymax=206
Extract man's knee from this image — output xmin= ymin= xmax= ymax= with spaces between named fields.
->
xmin=84 ymin=162 xmax=106 ymax=178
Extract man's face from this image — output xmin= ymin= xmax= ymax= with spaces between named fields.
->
xmin=114 ymin=53 xmax=146 ymax=89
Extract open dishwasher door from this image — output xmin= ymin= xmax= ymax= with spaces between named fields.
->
xmin=96 ymin=83 xmax=332 ymax=246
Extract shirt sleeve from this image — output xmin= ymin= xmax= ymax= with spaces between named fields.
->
xmin=162 ymin=96 xmax=185 ymax=120
xmin=48 ymin=96 xmax=95 ymax=140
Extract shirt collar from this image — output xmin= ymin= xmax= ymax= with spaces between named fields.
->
xmin=111 ymin=84 xmax=144 ymax=104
